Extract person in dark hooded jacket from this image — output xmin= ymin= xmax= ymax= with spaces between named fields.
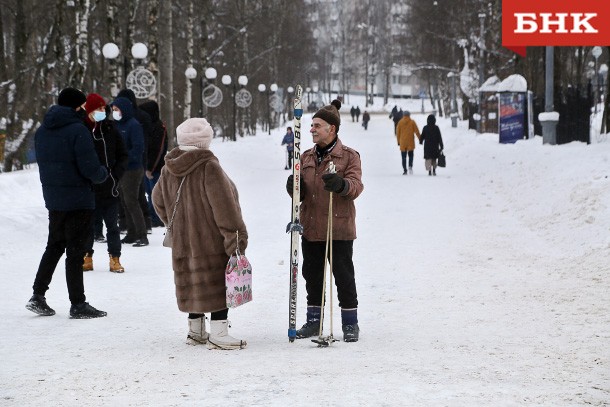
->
xmin=419 ymin=114 xmax=444 ymax=176
xmin=116 ymin=89 xmax=153 ymax=232
xmin=82 ymin=93 xmax=129 ymax=273
xmin=111 ymin=96 xmax=148 ymax=246
xmin=26 ymin=87 xmax=109 ymax=319
xmin=139 ymin=100 xmax=167 ymax=227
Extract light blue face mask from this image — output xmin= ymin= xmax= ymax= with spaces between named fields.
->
xmin=112 ymin=111 xmax=122 ymax=121
xmin=93 ymin=111 xmax=107 ymax=122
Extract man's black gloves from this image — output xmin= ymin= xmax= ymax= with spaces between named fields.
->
xmin=322 ymin=173 xmax=346 ymax=194
xmin=286 ymin=175 xmax=305 ymax=199
xmin=286 ymin=175 xmax=294 ymax=195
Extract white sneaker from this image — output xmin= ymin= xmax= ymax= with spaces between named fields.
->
xmin=207 ymin=320 xmax=247 ymax=350
xmin=408 ymin=167 xmax=413 ymax=175
xmin=187 ymin=316 xmax=208 ymax=345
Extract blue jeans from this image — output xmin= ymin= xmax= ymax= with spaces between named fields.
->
xmin=401 ymin=151 xmax=414 ymax=171
xmin=145 ymin=170 xmax=162 ymax=226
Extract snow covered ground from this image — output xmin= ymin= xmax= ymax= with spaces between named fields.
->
xmin=1 ymin=98 xmax=609 ymax=406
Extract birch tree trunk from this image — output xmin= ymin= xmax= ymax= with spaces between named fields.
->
xmin=183 ymin=0 xmax=194 ymax=120
xmin=68 ymin=0 xmax=91 ymax=88
xmin=148 ymin=0 xmax=160 ymax=100
xmin=159 ymin=1 xmax=175 ymax=147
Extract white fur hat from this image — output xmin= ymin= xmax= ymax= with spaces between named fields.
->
xmin=176 ymin=118 xmax=214 ymax=149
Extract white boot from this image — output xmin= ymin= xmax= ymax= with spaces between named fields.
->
xmin=207 ymin=320 xmax=247 ymax=350
xmin=187 ymin=317 xmax=208 ymax=345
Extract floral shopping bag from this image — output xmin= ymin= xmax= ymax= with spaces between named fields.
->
xmin=225 ymin=246 xmax=252 ymax=308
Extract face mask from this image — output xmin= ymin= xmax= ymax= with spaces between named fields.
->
xmin=112 ymin=111 xmax=122 ymax=121
xmin=93 ymin=111 xmax=107 ymax=122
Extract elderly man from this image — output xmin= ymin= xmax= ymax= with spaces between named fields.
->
xmin=286 ymin=99 xmax=364 ymax=342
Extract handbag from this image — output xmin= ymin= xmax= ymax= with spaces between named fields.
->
xmin=225 ymin=231 xmax=252 ymax=308
xmin=162 ymin=177 xmax=186 ymax=248
xmin=438 ymin=151 xmax=446 ymax=168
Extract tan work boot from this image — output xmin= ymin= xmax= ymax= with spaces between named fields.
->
xmin=109 ymin=255 xmax=125 ymax=273
xmin=83 ymin=253 xmax=93 ymax=272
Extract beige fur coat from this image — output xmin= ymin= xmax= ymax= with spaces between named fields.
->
xmin=152 ymin=147 xmax=248 ymax=313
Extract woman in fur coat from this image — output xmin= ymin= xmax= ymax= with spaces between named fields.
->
xmin=152 ymin=118 xmax=248 ymax=350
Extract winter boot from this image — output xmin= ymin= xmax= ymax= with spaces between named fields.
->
xmin=408 ymin=167 xmax=413 ymax=175
xmin=83 ymin=253 xmax=93 ymax=272
xmin=207 ymin=320 xmax=247 ymax=350
xmin=70 ymin=302 xmax=107 ymax=319
xmin=25 ymin=294 xmax=56 ymax=316
xmin=341 ymin=308 xmax=359 ymax=342
xmin=132 ymin=237 xmax=149 ymax=247
xmin=187 ymin=316 xmax=209 ymax=345
xmin=296 ymin=306 xmax=322 ymax=339
xmin=109 ymin=255 xmax=125 ymax=273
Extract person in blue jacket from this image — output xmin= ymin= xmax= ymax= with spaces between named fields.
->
xmin=111 ymin=97 xmax=148 ymax=247
xmin=26 ymin=87 xmax=109 ymax=319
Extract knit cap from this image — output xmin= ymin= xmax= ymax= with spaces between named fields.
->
xmin=313 ymin=99 xmax=342 ymax=133
xmin=176 ymin=118 xmax=214 ymax=149
xmin=85 ymin=93 xmax=106 ymax=114
xmin=58 ymin=87 xmax=87 ymax=109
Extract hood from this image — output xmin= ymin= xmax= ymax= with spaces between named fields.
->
xmin=427 ymin=115 xmax=436 ymax=125
xmin=117 ymin=88 xmax=137 ymax=107
xmin=111 ymin=97 xmax=135 ymax=122
xmin=164 ymin=147 xmax=217 ymax=177
xmin=42 ymin=105 xmax=84 ymax=130
xmin=139 ymin=100 xmax=160 ymax=122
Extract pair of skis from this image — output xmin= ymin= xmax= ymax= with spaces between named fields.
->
xmin=286 ymin=86 xmax=337 ymax=346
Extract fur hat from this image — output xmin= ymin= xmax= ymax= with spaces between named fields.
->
xmin=313 ymin=99 xmax=342 ymax=133
xmin=176 ymin=118 xmax=214 ymax=149
xmin=85 ymin=93 xmax=106 ymax=114
xmin=58 ymin=87 xmax=87 ymax=109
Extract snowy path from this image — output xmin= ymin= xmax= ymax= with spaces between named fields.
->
xmin=1 ymin=109 xmax=609 ymax=406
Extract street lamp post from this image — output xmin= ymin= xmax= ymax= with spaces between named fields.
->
xmin=184 ymin=65 xmax=197 ymax=120
xmin=286 ymin=86 xmax=294 ymax=120
xmin=592 ymin=46 xmax=602 ymax=114
xmin=258 ymin=84 xmax=267 ymax=133
xmin=477 ymin=12 xmax=486 ymax=133
xmin=448 ymin=72 xmax=458 ymax=128
xmin=222 ymin=75 xmax=237 ymax=141
xmin=102 ymin=42 xmax=120 ymax=97
xmin=269 ymin=83 xmax=278 ymax=134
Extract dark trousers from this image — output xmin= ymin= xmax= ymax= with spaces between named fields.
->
xmin=145 ymin=171 xmax=162 ymax=226
xmin=119 ymin=168 xmax=147 ymax=239
xmin=189 ymin=309 xmax=228 ymax=320
xmin=139 ymin=176 xmax=152 ymax=229
xmin=86 ymin=198 xmax=121 ymax=257
xmin=301 ymin=238 xmax=358 ymax=309
xmin=401 ymin=150 xmax=414 ymax=170
xmin=32 ymin=210 xmax=93 ymax=304
xmin=286 ymin=150 xmax=293 ymax=169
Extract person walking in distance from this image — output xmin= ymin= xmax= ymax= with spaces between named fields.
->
xmin=395 ymin=111 xmax=421 ymax=175
xmin=26 ymin=87 xmax=109 ymax=319
xmin=281 ymin=126 xmax=295 ymax=170
xmin=153 ymin=118 xmax=248 ymax=350
xmin=111 ymin=97 xmax=148 ymax=246
xmin=82 ymin=93 xmax=128 ymax=273
xmin=362 ymin=110 xmax=370 ymax=130
xmin=285 ymin=99 xmax=364 ymax=342
xmin=140 ymin=100 xmax=168 ymax=228
xmin=419 ymin=114 xmax=444 ymax=176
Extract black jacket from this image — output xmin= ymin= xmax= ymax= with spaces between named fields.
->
xmin=35 ymin=105 xmax=107 ymax=211
xmin=420 ymin=115 xmax=444 ymax=159
xmin=86 ymin=117 xmax=128 ymax=201
xmin=139 ymin=101 xmax=167 ymax=173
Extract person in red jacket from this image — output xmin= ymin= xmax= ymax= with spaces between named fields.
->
xmin=286 ymin=99 xmax=364 ymax=342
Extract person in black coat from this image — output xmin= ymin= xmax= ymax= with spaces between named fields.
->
xmin=116 ymin=89 xmax=153 ymax=232
xmin=139 ymin=100 xmax=167 ymax=228
xmin=419 ymin=114 xmax=444 ymax=176
xmin=355 ymin=106 xmax=361 ymax=122
xmin=350 ymin=106 xmax=356 ymax=122
xmin=26 ymin=87 xmax=108 ymax=319
xmin=392 ymin=108 xmax=403 ymax=134
xmin=82 ymin=93 xmax=129 ymax=272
